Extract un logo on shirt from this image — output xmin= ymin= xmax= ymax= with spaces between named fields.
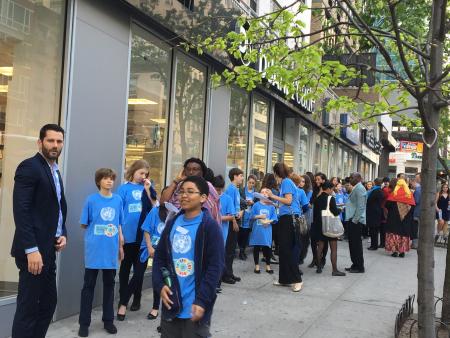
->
xmin=132 ymin=190 xmax=142 ymax=200
xmin=100 ymin=207 xmax=115 ymax=222
xmin=172 ymin=233 xmax=192 ymax=254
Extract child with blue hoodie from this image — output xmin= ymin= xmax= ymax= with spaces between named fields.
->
xmin=152 ymin=176 xmax=224 ymax=337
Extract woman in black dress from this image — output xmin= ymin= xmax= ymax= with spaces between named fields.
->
xmin=312 ymin=181 xmax=346 ymax=276
xmin=435 ymin=183 xmax=449 ymax=242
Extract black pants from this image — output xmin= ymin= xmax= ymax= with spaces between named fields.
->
xmin=272 ymin=222 xmax=279 ymax=254
xmin=380 ymin=223 xmax=386 ymax=247
xmin=152 ymin=288 xmax=161 ymax=310
xmin=161 ymin=318 xmax=211 ymax=338
xmin=121 ymin=259 xmax=148 ymax=307
xmin=299 ymin=233 xmax=310 ymax=263
xmin=411 ymin=220 xmax=419 ymax=240
xmin=238 ymin=228 xmax=251 ymax=251
xmin=348 ymin=222 xmax=365 ymax=270
xmin=224 ymin=222 xmax=238 ymax=278
xmin=79 ymin=269 xmax=116 ymax=327
xmin=369 ymin=225 xmax=380 ymax=248
xmin=278 ymin=215 xmax=302 ymax=284
xmin=253 ymin=246 xmax=271 ymax=265
xmin=119 ymin=242 xmax=143 ymax=306
xmin=12 ymin=254 xmax=57 ymax=338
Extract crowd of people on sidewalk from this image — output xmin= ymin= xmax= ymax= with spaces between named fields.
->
xmin=9 ymin=124 xmax=450 ymax=338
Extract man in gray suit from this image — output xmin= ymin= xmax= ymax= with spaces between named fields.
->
xmin=345 ymin=172 xmax=366 ymax=273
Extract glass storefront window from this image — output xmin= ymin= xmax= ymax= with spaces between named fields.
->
xmin=343 ymin=149 xmax=349 ymax=176
xmin=126 ymin=25 xmax=171 ymax=193
xmin=249 ymin=95 xmax=269 ymax=182
xmin=337 ymin=145 xmax=343 ymax=178
xmin=312 ymin=133 xmax=322 ymax=174
xmin=284 ymin=118 xmax=297 ymax=171
xmin=329 ymin=141 xmax=336 ymax=177
xmin=227 ymin=87 xmax=249 ymax=174
xmin=321 ymin=136 xmax=329 ymax=176
xmin=169 ymin=53 xmax=207 ymax=180
xmin=298 ymin=125 xmax=310 ymax=174
xmin=0 ymin=1 xmax=67 ymax=296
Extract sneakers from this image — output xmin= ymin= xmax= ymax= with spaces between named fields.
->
xmin=292 ymin=282 xmax=303 ymax=292
xmin=104 ymin=322 xmax=117 ymax=335
xmin=78 ymin=326 xmax=89 ymax=337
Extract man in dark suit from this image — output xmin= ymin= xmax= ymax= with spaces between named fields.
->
xmin=11 ymin=124 xmax=67 ymax=338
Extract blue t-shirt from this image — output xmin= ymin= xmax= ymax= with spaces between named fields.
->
xmin=117 ymin=182 xmax=144 ymax=244
xmin=140 ymin=206 xmax=165 ymax=262
xmin=219 ymin=194 xmax=234 ymax=245
xmin=297 ymin=188 xmax=309 ymax=210
xmin=278 ymin=178 xmax=301 ymax=216
xmin=225 ymin=184 xmax=240 ymax=215
xmin=249 ymin=202 xmax=277 ymax=247
xmin=242 ymin=187 xmax=255 ymax=229
xmin=170 ymin=212 xmax=202 ymax=319
xmin=80 ymin=193 xmax=124 ymax=269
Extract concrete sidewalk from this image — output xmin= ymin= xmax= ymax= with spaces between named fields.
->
xmin=46 ymin=243 xmax=447 ymax=338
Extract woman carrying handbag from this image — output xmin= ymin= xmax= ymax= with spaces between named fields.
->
xmin=312 ymin=181 xmax=346 ymax=276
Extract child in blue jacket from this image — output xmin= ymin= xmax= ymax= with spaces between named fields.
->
xmin=152 ymin=176 xmax=224 ymax=337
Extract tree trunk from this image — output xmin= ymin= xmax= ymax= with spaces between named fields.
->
xmin=442 ymin=242 xmax=450 ymax=324
xmin=417 ymin=111 xmax=439 ymax=338
xmin=417 ymin=2 xmax=446 ymax=337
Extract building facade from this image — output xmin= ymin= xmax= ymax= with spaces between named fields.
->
xmin=0 ymin=0 xmax=387 ymax=334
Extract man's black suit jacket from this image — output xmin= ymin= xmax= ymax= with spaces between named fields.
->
xmin=10 ymin=152 xmax=67 ymax=265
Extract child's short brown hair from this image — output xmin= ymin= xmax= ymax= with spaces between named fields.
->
xmin=95 ymin=168 xmax=117 ymax=189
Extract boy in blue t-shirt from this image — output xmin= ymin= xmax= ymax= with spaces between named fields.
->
xmin=152 ymin=176 xmax=224 ymax=337
xmin=222 ymin=168 xmax=244 ymax=284
xmin=212 ymin=175 xmax=235 ymax=245
xmin=78 ymin=168 xmax=124 ymax=337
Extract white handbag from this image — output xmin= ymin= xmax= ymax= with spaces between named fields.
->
xmin=322 ymin=196 xmax=344 ymax=238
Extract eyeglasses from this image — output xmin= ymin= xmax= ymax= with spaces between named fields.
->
xmin=178 ymin=190 xmax=202 ymax=196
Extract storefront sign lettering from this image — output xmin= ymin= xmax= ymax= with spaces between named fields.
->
xmin=234 ymin=22 xmax=315 ymax=113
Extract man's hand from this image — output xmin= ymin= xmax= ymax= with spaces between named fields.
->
xmin=55 ymin=236 xmax=67 ymax=252
xmin=27 ymin=251 xmax=43 ymax=275
xmin=191 ymin=304 xmax=205 ymax=322
xmin=232 ymin=221 xmax=239 ymax=232
xmin=161 ymin=285 xmax=174 ymax=310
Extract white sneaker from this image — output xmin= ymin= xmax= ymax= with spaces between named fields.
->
xmin=292 ymin=282 xmax=303 ymax=292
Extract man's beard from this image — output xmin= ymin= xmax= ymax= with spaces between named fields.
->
xmin=42 ymin=146 xmax=61 ymax=160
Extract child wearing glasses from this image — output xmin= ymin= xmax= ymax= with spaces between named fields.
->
xmin=152 ymin=176 xmax=224 ymax=337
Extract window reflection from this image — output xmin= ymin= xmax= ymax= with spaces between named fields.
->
xmin=250 ymin=95 xmax=269 ymax=182
xmin=227 ymin=87 xmax=249 ymax=173
xmin=169 ymin=54 xmax=206 ymax=180
xmin=298 ymin=125 xmax=309 ymax=174
xmin=321 ymin=136 xmax=329 ymax=176
xmin=126 ymin=26 xmax=171 ymax=193
xmin=313 ymin=133 xmax=321 ymax=173
xmin=0 ymin=0 xmax=66 ymax=296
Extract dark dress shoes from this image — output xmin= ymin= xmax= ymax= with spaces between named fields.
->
xmin=232 ymin=275 xmax=241 ymax=282
xmin=367 ymin=247 xmax=378 ymax=251
xmin=78 ymin=326 xmax=89 ymax=337
xmin=222 ymin=276 xmax=236 ymax=284
xmin=130 ymin=302 xmax=140 ymax=312
xmin=348 ymin=268 xmax=365 ymax=273
xmin=104 ymin=322 xmax=117 ymax=334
